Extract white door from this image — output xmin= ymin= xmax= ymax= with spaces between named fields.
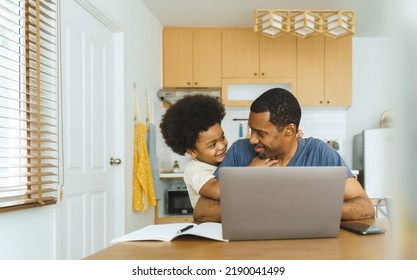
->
xmin=61 ymin=0 xmax=119 ymax=259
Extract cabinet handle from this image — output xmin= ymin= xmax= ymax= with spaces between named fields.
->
xmin=319 ymin=100 xmax=323 ymax=104
xmin=254 ymin=73 xmax=257 ymax=76
xmin=194 ymin=82 xmax=198 ymax=86
xmin=187 ymin=82 xmax=191 ymax=85
xmin=326 ymin=100 xmax=330 ymax=104
xmin=261 ymin=72 xmax=265 ymax=76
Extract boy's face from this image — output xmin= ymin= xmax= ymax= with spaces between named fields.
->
xmin=187 ymin=123 xmax=228 ymax=166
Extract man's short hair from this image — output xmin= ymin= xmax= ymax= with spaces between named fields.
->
xmin=250 ymin=88 xmax=301 ymax=131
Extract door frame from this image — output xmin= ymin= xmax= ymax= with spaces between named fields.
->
xmin=72 ymin=0 xmax=126 ymax=238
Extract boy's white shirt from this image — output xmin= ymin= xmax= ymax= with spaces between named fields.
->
xmin=183 ymin=159 xmax=216 ymax=208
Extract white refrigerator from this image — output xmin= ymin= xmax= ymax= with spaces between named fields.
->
xmin=352 ymin=128 xmax=396 ymax=199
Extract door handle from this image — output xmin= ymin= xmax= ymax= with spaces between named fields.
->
xmin=110 ymin=157 xmax=122 ymax=165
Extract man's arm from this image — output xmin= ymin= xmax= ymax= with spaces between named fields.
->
xmin=192 ymin=196 xmax=221 ymax=224
xmin=341 ymin=177 xmax=375 ymax=220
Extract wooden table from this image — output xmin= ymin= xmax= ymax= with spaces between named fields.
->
xmin=85 ymin=219 xmax=394 ymax=260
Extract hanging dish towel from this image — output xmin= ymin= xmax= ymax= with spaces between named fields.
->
xmin=146 ymin=122 xmax=162 ymax=200
xmin=133 ymin=122 xmax=156 ymax=211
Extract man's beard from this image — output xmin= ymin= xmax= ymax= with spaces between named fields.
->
xmin=253 ymin=144 xmax=269 ymax=159
xmin=258 ymin=152 xmax=267 ymax=159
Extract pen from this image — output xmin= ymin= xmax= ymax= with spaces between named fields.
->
xmin=177 ymin=225 xmax=194 ymax=234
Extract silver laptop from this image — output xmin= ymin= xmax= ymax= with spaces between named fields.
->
xmin=219 ymin=167 xmax=346 ymax=241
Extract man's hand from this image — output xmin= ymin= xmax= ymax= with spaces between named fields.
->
xmin=248 ymin=156 xmax=279 ymax=167
xmin=193 ymin=196 xmax=221 ymax=224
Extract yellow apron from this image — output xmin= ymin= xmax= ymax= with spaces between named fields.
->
xmin=133 ymin=123 xmax=156 ymax=211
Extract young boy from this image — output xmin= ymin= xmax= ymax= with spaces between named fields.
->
xmin=160 ymin=95 xmax=275 ymax=209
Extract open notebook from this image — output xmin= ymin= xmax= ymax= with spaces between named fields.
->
xmin=111 ymin=222 xmax=227 ymax=242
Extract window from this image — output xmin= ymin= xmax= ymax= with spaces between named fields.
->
xmin=0 ymin=0 xmax=61 ymax=213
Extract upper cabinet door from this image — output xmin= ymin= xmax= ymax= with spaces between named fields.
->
xmin=163 ymin=29 xmax=193 ymax=87
xmin=297 ymin=34 xmax=352 ymax=106
xmin=222 ymin=29 xmax=259 ymax=78
xmin=163 ymin=28 xmax=221 ymax=88
xmin=193 ymin=29 xmax=221 ymax=87
xmin=259 ymin=34 xmax=297 ymax=79
xmin=297 ymin=35 xmax=325 ymax=106
xmin=162 ymin=27 xmax=352 ymax=106
xmin=325 ymin=35 xmax=352 ymax=106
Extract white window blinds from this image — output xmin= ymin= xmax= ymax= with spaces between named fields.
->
xmin=0 ymin=0 xmax=61 ymax=212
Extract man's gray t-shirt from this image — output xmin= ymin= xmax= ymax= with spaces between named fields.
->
xmin=214 ymin=137 xmax=353 ymax=178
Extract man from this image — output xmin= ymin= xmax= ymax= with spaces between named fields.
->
xmin=193 ymin=88 xmax=375 ymax=223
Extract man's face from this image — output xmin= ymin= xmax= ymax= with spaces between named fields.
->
xmin=248 ymin=111 xmax=287 ymax=159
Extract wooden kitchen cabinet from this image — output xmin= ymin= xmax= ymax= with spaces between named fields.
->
xmin=163 ymin=29 xmax=192 ymax=87
xmin=192 ymin=30 xmax=221 ymax=87
xmin=297 ymin=35 xmax=325 ymax=105
xmin=222 ymin=29 xmax=297 ymax=80
xmin=163 ymin=28 xmax=221 ymax=88
xmin=222 ymin=29 xmax=259 ymax=78
xmin=325 ymin=35 xmax=352 ymax=106
xmin=163 ymin=27 xmax=352 ymax=106
xmin=297 ymin=34 xmax=352 ymax=106
xmin=259 ymin=34 xmax=297 ymax=79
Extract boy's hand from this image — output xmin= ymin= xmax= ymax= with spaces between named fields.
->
xmin=296 ymin=130 xmax=304 ymax=138
xmin=248 ymin=156 xmax=279 ymax=167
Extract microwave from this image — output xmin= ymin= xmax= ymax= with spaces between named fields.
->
xmin=167 ymin=189 xmax=193 ymax=215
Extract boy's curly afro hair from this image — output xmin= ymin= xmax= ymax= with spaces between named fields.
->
xmin=160 ymin=94 xmax=225 ymax=155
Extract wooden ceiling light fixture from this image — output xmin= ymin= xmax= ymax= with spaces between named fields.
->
xmin=321 ymin=10 xmax=355 ymax=39
xmin=253 ymin=10 xmax=291 ymax=38
xmin=254 ymin=9 xmax=355 ymax=39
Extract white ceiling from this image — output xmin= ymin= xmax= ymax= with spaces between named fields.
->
xmin=142 ymin=0 xmax=394 ymax=37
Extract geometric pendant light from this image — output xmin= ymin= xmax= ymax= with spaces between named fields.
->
xmin=321 ymin=10 xmax=355 ymax=39
xmin=289 ymin=10 xmax=322 ymax=39
xmin=254 ymin=10 xmax=290 ymax=38
xmin=254 ymin=9 xmax=355 ymax=39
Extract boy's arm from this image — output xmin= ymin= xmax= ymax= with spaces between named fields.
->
xmin=199 ymin=178 xmax=220 ymax=200
xmin=199 ymin=157 xmax=278 ymax=201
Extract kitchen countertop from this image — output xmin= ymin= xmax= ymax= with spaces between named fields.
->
xmin=159 ymin=172 xmax=184 ymax=179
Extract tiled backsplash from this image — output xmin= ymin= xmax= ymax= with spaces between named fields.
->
xmin=154 ymin=104 xmax=348 ymax=172
xmin=153 ymin=102 xmax=174 ymax=172
xmin=298 ymin=107 xmax=347 ymax=158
